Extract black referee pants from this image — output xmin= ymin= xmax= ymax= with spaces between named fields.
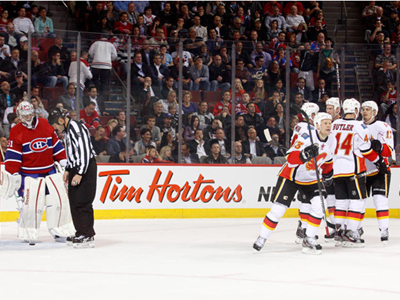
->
xmin=68 ymin=158 xmax=97 ymax=238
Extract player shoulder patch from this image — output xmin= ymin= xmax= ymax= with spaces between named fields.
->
xmin=301 ymin=133 xmax=309 ymax=139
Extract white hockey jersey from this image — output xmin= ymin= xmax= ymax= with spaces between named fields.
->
xmin=364 ymin=120 xmax=394 ymax=174
xmin=332 ymin=118 xmax=378 ymax=177
xmin=279 ymin=129 xmax=336 ymax=185
xmin=290 ymin=122 xmax=315 ymax=148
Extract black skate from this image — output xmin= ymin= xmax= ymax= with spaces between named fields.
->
xmin=380 ymin=228 xmax=389 ymax=245
xmin=66 ymin=236 xmax=75 ymax=246
xmin=324 ymin=231 xmax=335 ymax=243
xmin=295 ymin=220 xmax=306 ymax=244
xmin=342 ymin=230 xmax=365 ymax=248
xmin=73 ymin=235 xmax=95 ymax=248
xmin=302 ymin=236 xmax=322 ymax=255
xmin=358 ymin=227 xmax=364 ymax=237
xmin=253 ymin=236 xmax=266 ymax=252
xmin=334 ymin=224 xmax=344 ymax=247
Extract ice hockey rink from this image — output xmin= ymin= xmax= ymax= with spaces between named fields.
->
xmin=0 ymin=218 xmax=400 ymax=300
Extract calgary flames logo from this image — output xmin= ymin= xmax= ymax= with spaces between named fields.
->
xmin=305 ymin=153 xmax=328 ymax=171
xmin=29 ymin=138 xmax=49 ymax=152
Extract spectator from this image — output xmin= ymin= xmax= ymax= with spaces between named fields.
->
xmin=0 ymin=34 xmax=10 ymax=60
xmin=228 ymin=141 xmax=252 ymax=164
xmin=317 ymin=38 xmax=338 ymax=91
xmin=0 ymin=48 xmax=27 ymax=82
xmin=159 ymin=44 xmax=173 ymax=68
xmin=215 ymin=105 xmax=232 ymax=129
xmin=159 ymin=2 xmax=175 ymax=30
xmin=192 ymin=15 xmax=207 ymax=41
xmin=15 ymin=36 xmax=28 ymax=61
xmin=244 ymin=102 xmax=264 ymax=128
xmin=193 ymin=101 xmax=214 ymax=129
xmin=105 ymin=125 xmax=129 ymax=156
xmin=234 ymin=41 xmax=252 ymax=70
xmin=160 ymin=113 xmax=178 ymax=147
xmin=307 ymin=19 xmax=327 ymax=42
xmin=150 ymin=53 xmax=170 ymax=89
xmin=269 ymin=32 xmax=286 ymax=54
xmin=189 ymin=56 xmax=211 ymax=92
xmin=380 ymin=81 xmax=397 ymax=116
xmin=205 ymin=28 xmax=223 ymax=56
xmin=250 ymin=79 xmax=268 ymax=112
xmin=208 ymin=55 xmax=230 ymax=92
xmin=10 ymin=71 xmax=27 ymax=99
xmin=113 ymin=12 xmax=133 ymax=34
xmin=161 ymin=77 xmax=176 ymax=100
xmin=131 ymin=52 xmax=153 ymax=91
xmin=204 ymin=119 xmax=222 ymax=142
xmin=140 ymin=115 xmax=161 ymax=148
xmin=83 ymin=86 xmax=107 ymax=116
xmin=90 ymin=125 xmax=107 ymax=156
xmin=291 ymin=93 xmax=306 ymax=112
xmin=291 ymin=77 xmax=313 ymax=102
xmin=98 ymin=16 xmax=113 ymax=35
xmin=69 ymin=50 xmax=93 ymax=93
xmin=203 ymin=139 xmax=228 ymax=164
xmin=13 ymin=7 xmax=35 ymax=36
xmin=312 ymin=78 xmax=331 ymax=103
xmin=250 ymin=42 xmax=272 ymax=69
xmin=228 ymin=17 xmax=247 ymax=41
xmin=184 ymin=115 xmax=201 ymax=142
xmin=211 ymin=15 xmax=228 ymax=40
xmin=0 ymin=10 xmax=11 ymax=32
xmin=48 ymin=36 xmax=71 ymax=72
xmin=42 ymin=49 xmax=68 ymax=90
xmin=309 ymin=10 xmax=327 ymax=29
xmin=141 ymin=146 xmax=169 ymax=163
xmin=115 ymin=110 xmax=137 ymax=142
xmin=125 ymin=2 xmax=140 ymax=25
xmin=88 ymin=35 xmax=118 ymax=97
xmin=135 ymin=128 xmax=157 ymax=155
xmin=384 ymin=103 xmax=398 ymax=144
xmin=188 ymin=128 xmax=209 ymax=158
xmin=105 ymin=118 xmax=118 ymax=139
xmin=105 ymin=1 xmax=119 ymax=26
xmin=310 ymin=32 xmax=326 ymax=52
xmin=284 ymin=1 xmax=304 ymax=16
xmin=0 ymin=81 xmax=16 ymax=120
xmin=242 ymin=127 xmax=267 ymax=158
xmin=263 ymin=116 xmax=281 ymax=138
xmin=110 ymin=146 xmax=136 ymax=163
xmin=159 ymin=145 xmax=174 ymax=162
xmin=88 ymin=2 xmax=105 ymax=32
xmin=182 ymin=90 xmax=198 ymax=116
xmin=298 ymin=41 xmax=317 ymax=91
xmin=214 ymin=91 xmax=232 ymax=116
xmin=5 ymin=22 xmax=17 ymax=48
xmin=136 ymin=15 xmax=148 ymax=36
xmin=376 ymin=61 xmax=396 ymax=93
xmin=227 ymin=115 xmax=249 ymax=142
xmin=265 ymin=6 xmax=286 ymax=32
xmin=58 ymin=83 xmax=81 ymax=111
xmin=137 ymin=76 xmax=161 ymax=112
xmin=362 ymin=1 xmax=378 ymax=19
xmin=214 ymin=127 xmax=231 ymax=157
xmin=264 ymin=90 xmax=282 ymax=118
xmin=80 ymin=101 xmax=99 ymax=129
xmin=34 ymin=7 xmax=54 ymax=37
xmin=375 ymin=43 xmax=397 ymax=71
xmin=265 ymin=133 xmax=286 ymax=161
xmin=235 ymin=58 xmax=250 ymax=91
xmin=148 ymin=27 xmax=168 ymax=51
xmin=177 ymin=142 xmax=200 ymax=164
xmin=267 ymin=60 xmax=284 ymax=89
xmin=286 ymin=5 xmax=305 ymax=32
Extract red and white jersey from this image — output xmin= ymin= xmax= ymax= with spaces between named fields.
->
xmin=332 ymin=118 xmax=378 ymax=177
xmin=5 ymin=118 xmax=66 ymax=175
xmin=290 ymin=122 xmax=314 ymax=148
xmin=279 ymin=129 xmax=336 ymax=185
xmin=364 ymin=120 xmax=394 ymax=174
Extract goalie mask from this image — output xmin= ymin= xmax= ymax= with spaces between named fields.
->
xmin=17 ymin=101 xmax=35 ymax=129
xmin=361 ymin=101 xmax=378 ymax=124
xmin=301 ymin=103 xmax=319 ymax=123
xmin=342 ymin=98 xmax=360 ymax=119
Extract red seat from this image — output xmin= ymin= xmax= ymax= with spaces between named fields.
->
xmin=41 ymin=99 xmax=49 ymax=110
xmin=190 ymin=91 xmax=202 ymax=103
xmin=89 ymin=128 xmax=96 ymax=136
xmin=203 ymin=91 xmax=222 ymax=103
xmin=38 ymin=50 xmax=47 ymax=62
xmin=130 ymin=116 xmax=137 ymax=127
xmin=39 ymin=38 xmax=56 ymax=52
xmin=99 ymin=115 xmax=112 ymax=126
xmin=43 ymin=87 xmax=65 ymax=108
xmin=208 ymin=103 xmax=215 ymax=114
xmin=290 ymin=73 xmax=298 ymax=88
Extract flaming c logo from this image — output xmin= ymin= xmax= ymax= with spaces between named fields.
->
xmin=305 ymin=153 xmax=328 ymax=171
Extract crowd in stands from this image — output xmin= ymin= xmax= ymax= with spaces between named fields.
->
xmin=1 ymin=1 xmax=394 ymax=164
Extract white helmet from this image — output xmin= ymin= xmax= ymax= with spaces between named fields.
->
xmin=301 ymin=102 xmax=319 ymax=122
xmin=326 ymin=97 xmax=340 ymax=117
xmin=17 ymin=101 xmax=35 ymax=129
xmin=362 ymin=100 xmax=378 ymax=124
xmin=314 ymin=112 xmax=332 ymax=131
xmin=342 ymin=98 xmax=360 ymax=118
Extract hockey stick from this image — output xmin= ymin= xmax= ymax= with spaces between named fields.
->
xmin=335 ymin=52 xmax=341 ymax=104
xmin=290 ymin=104 xmax=330 ymax=236
xmin=14 ymin=192 xmax=35 ymax=246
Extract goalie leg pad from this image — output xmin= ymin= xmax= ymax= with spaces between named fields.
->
xmin=18 ymin=176 xmax=46 ymax=241
xmin=0 ymin=170 xmax=22 ymax=200
xmin=45 ymin=173 xmax=75 ymax=238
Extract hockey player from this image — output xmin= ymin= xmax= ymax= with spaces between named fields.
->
xmin=332 ymin=98 xmax=383 ymax=248
xmin=361 ymin=101 xmax=393 ymax=243
xmin=253 ymin=112 xmax=336 ymax=255
xmin=323 ymin=97 xmax=341 ymax=242
xmin=290 ymin=102 xmax=320 ymax=244
xmin=0 ymin=101 xmax=75 ymax=243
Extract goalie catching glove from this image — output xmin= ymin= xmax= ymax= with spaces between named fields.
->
xmin=300 ymin=144 xmax=319 ymax=163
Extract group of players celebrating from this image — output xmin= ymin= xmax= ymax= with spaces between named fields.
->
xmin=253 ymin=97 xmax=394 ymax=255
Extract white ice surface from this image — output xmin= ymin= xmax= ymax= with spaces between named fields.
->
xmin=0 ymin=218 xmax=400 ymax=300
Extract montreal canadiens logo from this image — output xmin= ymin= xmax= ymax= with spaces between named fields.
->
xmin=30 ymin=138 xmax=48 ymax=152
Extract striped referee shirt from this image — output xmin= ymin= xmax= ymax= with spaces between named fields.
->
xmin=64 ymin=119 xmax=96 ymax=175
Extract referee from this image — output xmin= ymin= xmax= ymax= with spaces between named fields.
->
xmin=49 ymin=107 xmax=97 ymax=248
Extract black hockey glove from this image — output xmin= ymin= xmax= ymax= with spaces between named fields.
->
xmin=371 ymin=139 xmax=383 ymax=155
xmin=299 ymin=144 xmax=319 ymax=163
xmin=374 ymin=157 xmax=387 ymax=175
xmin=322 ymin=170 xmax=333 ymax=187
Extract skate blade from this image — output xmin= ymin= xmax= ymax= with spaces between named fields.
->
xmin=342 ymin=241 xmax=365 ymax=248
xmin=301 ymin=248 xmax=322 ymax=255
xmin=73 ymin=242 xmax=95 ymax=249
xmin=54 ymin=237 xmax=67 ymax=243
xmin=334 ymin=240 xmax=343 ymax=247
xmin=324 ymin=238 xmax=335 ymax=243
xmin=295 ymin=238 xmax=303 ymax=244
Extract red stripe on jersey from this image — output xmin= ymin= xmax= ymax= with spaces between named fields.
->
xmin=328 ymin=207 xmax=335 ymax=215
xmin=307 ymin=215 xmax=322 ymax=227
xmin=321 ymin=161 xmax=333 ymax=174
xmin=278 ymin=165 xmax=295 ymax=181
xmin=376 ymin=210 xmax=389 ymax=219
xmin=287 ymin=151 xmax=304 ymax=165
xmin=362 ymin=149 xmax=378 ymax=164
xmin=263 ymin=216 xmax=278 ymax=230
xmin=347 ymin=210 xmax=362 ymax=221
xmin=334 ymin=210 xmax=347 ymax=219
xmin=381 ymin=144 xmax=392 ymax=158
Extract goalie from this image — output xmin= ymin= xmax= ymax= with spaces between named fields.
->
xmin=0 ymin=101 xmax=75 ymax=243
